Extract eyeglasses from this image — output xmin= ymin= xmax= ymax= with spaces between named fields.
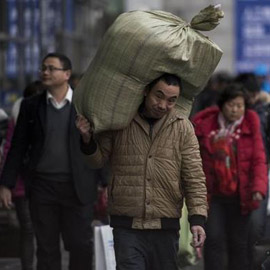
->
xmin=39 ymin=65 xmax=66 ymax=73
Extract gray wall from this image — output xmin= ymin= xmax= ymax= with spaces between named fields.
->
xmin=163 ymin=0 xmax=234 ymax=73
xmin=125 ymin=0 xmax=163 ymax=10
xmin=124 ymin=0 xmax=234 ymax=74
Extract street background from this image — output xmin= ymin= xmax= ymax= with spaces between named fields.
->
xmin=0 ymin=0 xmax=234 ymax=113
xmin=1 ymin=0 xmax=270 ymax=269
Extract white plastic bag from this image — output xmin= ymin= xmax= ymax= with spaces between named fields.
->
xmin=178 ymin=202 xmax=197 ymax=268
xmin=94 ymin=225 xmax=116 ymax=270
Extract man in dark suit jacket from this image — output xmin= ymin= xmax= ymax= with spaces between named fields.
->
xmin=0 ymin=53 xmax=97 ymax=270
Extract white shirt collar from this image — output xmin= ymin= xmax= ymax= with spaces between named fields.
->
xmin=47 ymin=86 xmax=73 ymax=109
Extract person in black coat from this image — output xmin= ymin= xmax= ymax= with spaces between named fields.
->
xmin=0 ymin=53 xmax=98 ymax=270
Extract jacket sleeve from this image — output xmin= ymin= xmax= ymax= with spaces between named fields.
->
xmin=193 ymin=122 xmax=216 ymax=196
xmin=250 ymin=111 xmax=268 ymax=196
xmin=0 ymin=100 xmax=30 ymax=189
xmin=180 ymin=120 xmax=208 ymax=218
xmin=84 ymin=131 xmax=113 ymax=169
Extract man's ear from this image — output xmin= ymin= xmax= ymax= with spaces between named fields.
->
xmin=65 ymin=70 xmax=72 ymax=80
xmin=144 ymin=86 xmax=150 ymax=97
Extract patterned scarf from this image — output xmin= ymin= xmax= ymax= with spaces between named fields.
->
xmin=209 ymin=112 xmax=244 ymax=196
xmin=214 ymin=112 xmax=244 ymax=140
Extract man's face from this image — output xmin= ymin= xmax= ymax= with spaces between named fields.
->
xmin=40 ymin=57 xmax=70 ymax=88
xmin=144 ymin=80 xmax=180 ymax=119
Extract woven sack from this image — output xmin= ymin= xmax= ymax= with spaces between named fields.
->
xmin=73 ymin=5 xmax=224 ymax=133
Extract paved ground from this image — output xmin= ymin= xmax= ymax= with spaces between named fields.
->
xmin=0 ymin=255 xmax=203 ymax=270
xmin=0 ymin=258 xmax=203 ymax=270
xmin=0 ymin=258 xmax=22 ymax=270
xmin=0 ymin=207 xmax=69 ymax=270
xmin=0 ymin=250 xmax=69 ymax=270
xmin=0 ymin=208 xmax=204 ymax=269
xmin=184 ymin=261 xmax=204 ymax=270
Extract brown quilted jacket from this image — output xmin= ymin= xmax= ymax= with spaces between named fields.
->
xmin=86 ymin=109 xmax=208 ymax=229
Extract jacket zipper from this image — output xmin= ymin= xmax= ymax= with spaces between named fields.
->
xmin=143 ymin=123 xmax=154 ymax=219
xmin=142 ymin=117 xmax=180 ymax=219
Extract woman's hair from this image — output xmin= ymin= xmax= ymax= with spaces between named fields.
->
xmin=217 ymin=83 xmax=250 ymax=110
xmin=23 ymin=80 xmax=46 ymax=98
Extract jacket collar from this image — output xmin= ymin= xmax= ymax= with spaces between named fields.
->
xmin=166 ymin=108 xmax=184 ymax=124
xmin=46 ymin=85 xmax=73 ymax=108
xmin=133 ymin=108 xmax=184 ymax=136
xmin=37 ymin=90 xmax=75 ymax=134
xmin=193 ymin=106 xmax=252 ymax=136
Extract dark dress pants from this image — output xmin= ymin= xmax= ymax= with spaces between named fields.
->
xmin=14 ymin=197 xmax=34 ymax=270
xmin=113 ymin=227 xmax=179 ymax=270
xmin=29 ymin=179 xmax=93 ymax=270
xmin=204 ymin=198 xmax=250 ymax=270
xmin=248 ymin=198 xmax=268 ymax=270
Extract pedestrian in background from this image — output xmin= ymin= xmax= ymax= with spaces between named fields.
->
xmin=0 ymin=80 xmax=46 ymax=270
xmin=0 ymin=107 xmax=8 ymax=164
xmin=0 ymin=52 xmax=98 ymax=270
xmin=69 ymin=73 xmax=82 ymax=90
xmin=191 ymin=71 xmax=232 ymax=116
xmin=254 ymin=64 xmax=270 ymax=94
xmin=76 ymin=73 xmax=208 ymax=270
xmin=235 ymin=73 xmax=270 ymax=158
xmin=235 ymin=73 xmax=270 ymax=269
xmin=192 ymin=83 xmax=268 ymax=270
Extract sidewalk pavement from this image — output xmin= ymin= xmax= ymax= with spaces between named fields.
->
xmin=0 ymin=250 xmax=69 ymax=270
xmin=0 ymin=256 xmax=203 ymax=270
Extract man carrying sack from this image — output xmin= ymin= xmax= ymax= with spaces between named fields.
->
xmin=74 ymin=4 xmax=224 ymax=269
xmin=76 ymin=73 xmax=208 ymax=270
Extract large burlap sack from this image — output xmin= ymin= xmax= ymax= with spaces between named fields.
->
xmin=73 ymin=5 xmax=224 ymax=133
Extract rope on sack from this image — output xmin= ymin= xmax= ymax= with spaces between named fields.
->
xmin=189 ymin=4 xmax=224 ymax=31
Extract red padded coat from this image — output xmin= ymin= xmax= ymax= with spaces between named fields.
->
xmin=193 ymin=106 xmax=268 ymax=215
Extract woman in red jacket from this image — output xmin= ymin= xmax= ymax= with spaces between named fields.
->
xmin=193 ymin=83 xmax=268 ymax=270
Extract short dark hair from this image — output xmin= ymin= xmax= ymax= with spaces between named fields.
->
xmin=147 ymin=73 xmax=182 ymax=91
xmin=217 ymin=83 xmax=250 ymax=109
xmin=42 ymin=52 xmax=72 ymax=71
xmin=234 ymin=72 xmax=260 ymax=94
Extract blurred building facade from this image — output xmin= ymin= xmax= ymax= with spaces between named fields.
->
xmin=0 ymin=0 xmax=124 ymax=111
xmin=0 ymin=0 xmax=232 ymax=111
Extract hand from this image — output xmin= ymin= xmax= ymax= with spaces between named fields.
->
xmin=195 ymin=246 xmax=202 ymax=259
xmin=252 ymin=191 xmax=263 ymax=201
xmin=75 ymin=114 xmax=93 ymax=144
xmin=191 ymin=225 xmax=206 ymax=253
xmin=0 ymin=186 xmax=12 ymax=209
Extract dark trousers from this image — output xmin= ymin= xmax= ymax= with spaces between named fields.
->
xmin=248 ymin=198 xmax=268 ymax=270
xmin=14 ymin=197 xmax=34 ymax=270
xmin=29 ymin=179 xmax=93 ymax=270
xmin=113 ymin=227 xmax=179 ymax=270
xmin=204 ymin=199 xmax=250 ymax=270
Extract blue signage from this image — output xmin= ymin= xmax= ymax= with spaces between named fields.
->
xmin=65 ymin=0 xmax=74 ymax=32
xmin=28 ymin=0 xmax=41 ymax=76
xmin=41 ymin=0 xmax=62 ymax=53
xmin=235 ymin=0 xmax=270 ymax=73
xmin=24 ymin=0 xmax=33 ymax=74
xmin=6 ymin=0 xmax=19 ymax=78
